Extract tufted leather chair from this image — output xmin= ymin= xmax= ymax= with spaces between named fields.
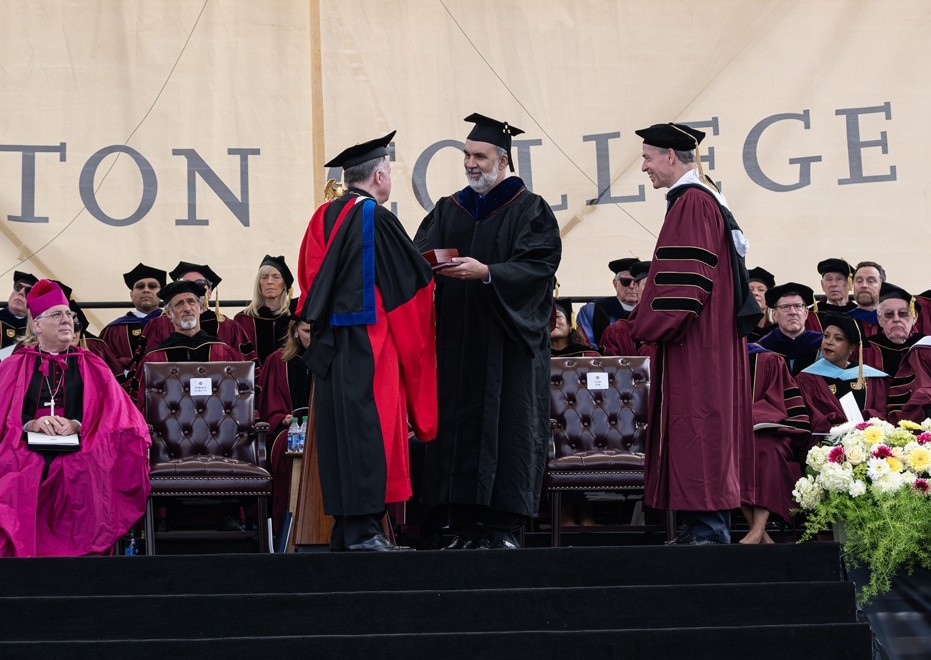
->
xmin=142 ymin=362 xmax=272 ymax=554
xmin=545 ymin=356 xmax=650 ymax=546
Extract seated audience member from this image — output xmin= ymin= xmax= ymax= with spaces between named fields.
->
xmin=865 ymin=283 xmax=921 ymax=377
xmin=795 ymin=314 xmax=888 ymax=435
xmin=0 ymin=280 xmax=150 ymax=556
xmin=913 ymin=287 xmax=931 ymax=336
xmin=100 ymin=263 xmax=166 ymax=382
xmin=138 ymin=261 xmax=255 ymax=363
xmin=847 ymin=261 xmax=885 ymax=336
xmin=133 ymin=280 xmax=245 ymax=408
xmin=601 ymin=260 xmax=650 ymax=356
xmin=739 ymin=344 xmax=811 ymax=544
xmin=257 ymin=314 xmax=312 ymax=531
xmin=576 ymin=257 xmax=640 ymax=348
xmin=757 ymin=282 xmax=823 ymax=375
xmin=235 ymin=255 xmax=295 ymax=365
xmin=0 ymin=271 xmax=38 ymax=350
xmin=551 ymin=298 xmax=600 ymax=357
xmin=807 ymin=258 xmax=854 ymax=332
xmin=747 ymin=267 xmax=777 ymax=344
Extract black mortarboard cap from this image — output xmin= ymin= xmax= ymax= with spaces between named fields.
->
xmin=823 ymin=313 xmax=868 ymax=346
xmin=879 ymin=282 xmax=920 ymax=316
xmin=464 ymin=113 xmax=524 ymax=172
xmin=630 ymin=260 xmax=651 ymax=282
xmin=765 ymin=282 xmax=814 ymax=309
xmin=260 ymin=255 xmax=294 ymax=289
xmin=747 ymin=267 xmax=776 ymax=290
xmin=817 ymin=258 xmax=853 ymax=277
xmin=169 ymin=261 xmax=222 ymax=288
xmin=608 ymin=257 xmax=640 ymax=274
xmin=158 ymin=279 xmax=206 ymax=302
xmin=69 ymin=300 xmax=89 ymax=333
xmin=13 ymin=271 xmax=38 ymax=286
xmin=324 ymin=131 xmax=396 ymax=169
xmin=51 ymin=280 xmax=74 ymax=301
xmin=554 ymin=297 xmax=573 ymax=322
xmin=123 ymin=263 xmax=167 ymax=290
xmin=635 ymin=122 xmax=705 ymax=150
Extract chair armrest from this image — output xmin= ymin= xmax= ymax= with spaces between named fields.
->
xmin=253 ymin=421 xmax=270 ymax=469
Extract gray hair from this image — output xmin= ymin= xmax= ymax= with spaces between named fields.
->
xmin=673 ymin=149 xmax=695 ymax=164
xmin=344 ymin=155 xmax=389 ymax=187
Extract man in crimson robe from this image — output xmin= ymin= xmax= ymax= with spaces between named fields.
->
xmin=99 ymin=263 xmax=166 ymax=385
xmin=298 ymin=131 xmax=438 ymax=552
xmin=415 ymin=113 xmax=561 ymax=550
xmin=629 ymin=121 xmax=756 ymax=545
xmin=0 ymin=279 xmax=150 ymax=556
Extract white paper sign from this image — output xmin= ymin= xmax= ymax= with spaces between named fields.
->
xmin=586 ymin=372 xmax=608 ymax=390
xmin=190 ymin=378 xmax=212 ymax=396
xmin=839 ymin=391 xmax=864 ymax=424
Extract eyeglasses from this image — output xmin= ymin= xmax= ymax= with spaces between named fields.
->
xmin=13 ymin=282 xmax=32 ymax=294
xmin=616 ymin=277 xmax=637 ymax=287
xmin=35 ymin=310 xmax=78 ymax=323
xmin=881 ymin=310 xmax=912 ymax=320
xmin=776 ymin=303 xmax=807 ymax=312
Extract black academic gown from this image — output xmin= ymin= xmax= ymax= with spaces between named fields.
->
xmin=414 ymin=177 xmax=562 ymax=517
xmin=0 ymin=308 xmax=26 ymax=348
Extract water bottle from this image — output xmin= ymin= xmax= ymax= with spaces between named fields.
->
xmin=298 ymin=416 xmax=308 ymax=453
xmin=287 ymin=418 xmax=301 ymax=453
xmin=124 ymin=529 xmax=137 ymax=556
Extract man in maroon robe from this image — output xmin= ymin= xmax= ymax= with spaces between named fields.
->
xmin=629 ymin=122 xmax=756 ymax=545
xmin=298 ymin=131 xmax=438 ymax=552
xmin=0 ymin=279 xmax=150 ymax=556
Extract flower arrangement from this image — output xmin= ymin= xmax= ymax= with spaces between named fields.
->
xmin=793 ymin=418 xmax=931 ymax=602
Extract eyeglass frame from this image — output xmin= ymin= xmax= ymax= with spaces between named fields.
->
xmin=880 ymin=310 xmax=913 ymax=320
xmin=34 ymin=310 xmax=78 ymax=323
xmin=13 ymin=282 xmax=33 ymax=294
xmin=775 ymin=303 xmax=807 ymax=312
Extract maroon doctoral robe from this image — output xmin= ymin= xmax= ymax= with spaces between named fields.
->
xmin=746 ymin=349 xmax=812 ymax=522
xmin=795 ymin=364 xmax=889 ymax=434
xmin=0 ymin=346 xmax=150 ymax=556
xmin=629 ymin=183 xmax=754 ymax=512
xmin=887 ymin=339 xmax=931 ymax=423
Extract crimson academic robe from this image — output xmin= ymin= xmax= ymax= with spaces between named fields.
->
xmin=862 ymin=331 xmax=920 ymax=379
xmin=100 ymin=310 xmax=162 ymax=377
xmin=133 ymin=332 xmax=245 ymax=410
xmin=887 ymin=340 xmax=931 ymax=423
xmin=234 ymin=309 xmax=291 ymax=366
xmin=795 ymin=359 xmax=889 ymax=434
xmin=138 ymin=311 xmax=257 ymax=366
xmin=256 ymin=347 xmax=311 ymax=528
xmin=747 ymin=348 xmax=812 ymax=522
xmin=601 ymin=318 xmax=638 ymax=356
xmin=629 ymin=181 xmax=754 ymax=512
xmin=414 ymin=177 xmax=561 ymax=517
xmin=0 ymin=346 xmax=150 ymax=556
xmin=298 ymin=189 xmax=437 ymax=515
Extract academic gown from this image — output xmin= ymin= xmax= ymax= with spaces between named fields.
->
xmin=133 ymin=331 xmax=245 ymax=410
xmin=100 ymin=309 xmax=162 ymax=377
xmin=863 ymin=331 xmax=920 ymax=379
xmin=257 ymin=347 xmax=312 ymax=531
xmin=757 ymin=327 xmax=823 ymax=376
xmin=887 ymin=339 xmax=931 ymax=423
xmin=0 ymin=346 xmax=150 ymax=556
xmin=298 ymin=189 xmax=437 ymax=515
xmin=795 ymin=359 xmax=889 ymax=434
xmin=234 ymin=308 xmax=291 ymax=366
xmin=746 ymin=347 xmax=812 ymax=522
xmin=601 ymin=317 xmax=638 ymax=356
xmin=628 ymin=179 xmax=754 ymax=513
xmin=0 ymin=307 xmax=26 ymax=348
xmin=576 ymin=298 xmax=630 ymax=348
xmin=138 ymin=311 xmax=257 ymax=367
xmin=414 ymin=177 xmax=561 ymax=517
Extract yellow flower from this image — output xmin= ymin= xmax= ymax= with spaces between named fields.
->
xmin=906 ymin=445 xmax=931 ymax=473
xmin=886 ymin=456 xmax=904 ymax=473
xmin=864 ymin=426 xmax=885 ymax=444
xmin=899 ymin=420 xmax=922 ymax=431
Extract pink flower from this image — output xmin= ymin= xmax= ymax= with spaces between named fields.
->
xmin=872 ymin=445 xmax=893 ymax=459
xmin=828 ymin=446 xmax=846 ymax=464
xmin=855 ymin=422 xmax=872 ymax=430
xmin=917 ymin=432 xmax=931 ymax=446
xmin=913 ymin=479 xmax=930 ymax=494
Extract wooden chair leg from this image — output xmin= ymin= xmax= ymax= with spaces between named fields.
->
xmin=144 ymin=498 xmax=156 ymax=556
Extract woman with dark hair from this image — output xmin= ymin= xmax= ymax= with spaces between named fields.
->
xmin=550 ymin=298 xmax=599 ymax=357
xmin=235 ymin=255 xmax=295 ymax=366
xmin=256 ymin=314 xmax=311 ymax=530
xmin=795 ymin=314 xmax=888 ymax=434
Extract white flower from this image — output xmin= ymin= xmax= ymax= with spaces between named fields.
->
xmin=793 ymin=475 xmax=824 ymax=509
xmin=848 ymin=479 xmax=867 ymax=497
xmin=872 ymin=471 xmax=907 ymax=495
xmin=844 ymin=444 xmax=868 ymax=466
xmin=867 ymin=456 xmax=891 ymax=481
xmin=807 ymin=446 xmax=832 ymax=472
xmin=818 ymin=461 xmax=855 ymax=493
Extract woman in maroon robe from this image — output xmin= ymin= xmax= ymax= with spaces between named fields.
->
xmin=235 ymin=255 xmax=294 ymax=366
xmin=257 ymin=316 xmax=311 ymax=531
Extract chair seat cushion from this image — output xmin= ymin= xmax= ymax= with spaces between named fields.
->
xmin=545 ymin=468 xmax=644 ymax=491
xmin=548 ymin=449 xmax=645 ymax=471
xmin=150 ymin=455 xmax=272 ymax=495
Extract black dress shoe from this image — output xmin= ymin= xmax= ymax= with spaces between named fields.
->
xmin=478 ymin=532 xmax=521 ymax=550
xmin=443 ymin=535 xmax=479 ymax=550
xmin=347 ymin=533 xmax=414 ymax=552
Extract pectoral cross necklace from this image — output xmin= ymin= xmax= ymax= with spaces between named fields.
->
xmin=44 ymin=368 xmax=64 ymax=418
